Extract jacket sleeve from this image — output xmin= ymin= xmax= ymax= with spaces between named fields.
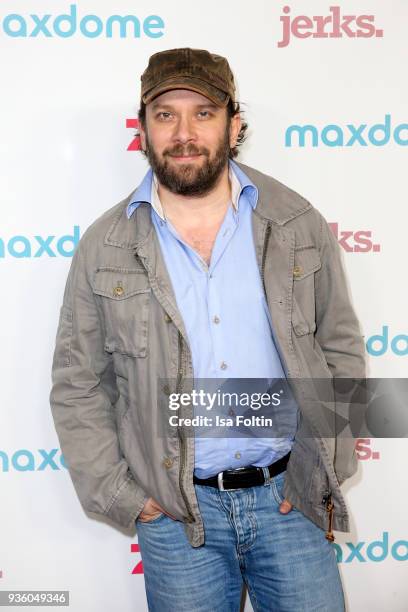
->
xmin=49 ymin=240 xmax=148 ymax=529
xmin=314 ymin=211 xmax=367 ymax=485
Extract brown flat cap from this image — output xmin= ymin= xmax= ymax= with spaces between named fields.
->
xmin=140 ymin=48 xmax=235 ymax=107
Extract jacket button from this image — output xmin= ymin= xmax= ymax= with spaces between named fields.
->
xmin=163 ymin=457 xmax=173 ymax=468
xmin=293 ymin=265 xmax=302 ymax=278
xmin=164 ymin=313 xmax=172 ymax=323
xmin=163 ymin=384 xmax=171 ymax=396
xmin=113 ymin=285 xmax=124 ymax=297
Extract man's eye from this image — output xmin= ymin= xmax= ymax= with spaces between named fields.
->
xmin=198 ymin=111 xmax=211 ymax=118
xmin=157 ymin=112 xmax=172 ymax=120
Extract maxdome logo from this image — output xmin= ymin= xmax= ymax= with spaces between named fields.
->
xmin=366 ymin=326 xmax=408 ymax=357
xmin=2 ymin=4 xmax=165 ymax=39
xmin=0 ymin=448 xmax=67 ymax=472
xmin=334 ymin=532 xmax=408 ymax=563
xmin=0 ymin=226 xmax=79 ymax=258
xmin=285 ymin=115 xmax=408 ymax=148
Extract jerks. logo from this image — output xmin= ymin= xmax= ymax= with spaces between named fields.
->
xmin=278 ymin=5 xmax=383 ymax=48
xmin=356 ymin=438 xmax=380 ymax=461
xmin=329 ymin=223 xmax=380 ymax=253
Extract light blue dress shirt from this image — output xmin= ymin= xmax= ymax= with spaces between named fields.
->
xmin=127 ymin=160 xmax=295 ymax=478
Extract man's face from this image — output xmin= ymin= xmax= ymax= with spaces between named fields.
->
xmin=140 ymin=89 xmax=241 ymax=197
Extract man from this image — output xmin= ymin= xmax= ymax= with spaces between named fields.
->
xmin=50 ymin=48 xmax=366 ymax=611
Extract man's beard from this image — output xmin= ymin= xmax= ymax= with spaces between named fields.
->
xmin=144 ymin=127 xmax=231 ymax=197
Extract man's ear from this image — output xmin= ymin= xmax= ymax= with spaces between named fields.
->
xmin=139 ymin=123 xmax=147 ymax=151
xmin=229 ymin=112 xmax=241 ymax=149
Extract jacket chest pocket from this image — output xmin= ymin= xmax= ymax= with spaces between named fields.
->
xmin=92 ymin=267 xmax=151 ymax=358
xmin=291 ymin=246 xmax=321 ymax=337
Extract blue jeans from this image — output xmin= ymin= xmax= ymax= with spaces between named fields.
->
xmin=135 ymin=470 xmax=345 ymax=612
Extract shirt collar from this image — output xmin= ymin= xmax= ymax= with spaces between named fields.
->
xmin=126 ymin=159 xmax=258 ymax=220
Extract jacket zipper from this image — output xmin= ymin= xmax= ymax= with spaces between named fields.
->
xmin=176 ymin=330 xmax=195 ymax=522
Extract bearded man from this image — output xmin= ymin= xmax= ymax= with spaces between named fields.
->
xmin=50 ymin=48 xmax=366 ymax=611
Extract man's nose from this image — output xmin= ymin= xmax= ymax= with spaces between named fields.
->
xmin=172 ymin=115 xmax=196 ymax=143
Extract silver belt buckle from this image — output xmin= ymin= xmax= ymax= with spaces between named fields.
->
xmin=217 ymin=470 xmax=241 ymax=491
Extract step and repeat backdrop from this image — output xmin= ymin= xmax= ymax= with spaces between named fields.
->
xmin=1 ymin=1 xmax=407 ymax=610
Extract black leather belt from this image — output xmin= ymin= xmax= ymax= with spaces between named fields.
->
xmin=193 ymin=451 xmax=290 ymax=491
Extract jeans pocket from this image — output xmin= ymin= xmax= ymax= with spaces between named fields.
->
xmin=271 ymin=472 xmax=285 ymax=505
xmin=136 ymin=512 xmax=166 ymax=525
xmin=271 ymin=470 xmax=300 ymax=512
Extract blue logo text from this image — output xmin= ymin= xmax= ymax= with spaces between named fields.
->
xmin=334 ymin=532 xmax=408 ymax=563
xmin=285 ymin=115 xmax=407 ymax=147
xmin=0 ymin=448 xmax=67 ymax=471
xmin=2 ymin=5 xmax=165 ymax=39
xmin=0 ymin=226 xmax=80 ymax=258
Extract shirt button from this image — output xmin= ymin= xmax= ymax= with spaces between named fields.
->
xmin=162 ymin=384 xmax=171 ymax=396
xmin=163 ymin=457 xmax=173 ymax=468
xmin=220 ymin=361 xmax=228 ymax=370
xmin=213 ymin=315 xmax=220 ymax=324
xmin=235 ymin=452 xmax=241 ymax=459
xmin=228 ymin=408 xmax=235 ymax=416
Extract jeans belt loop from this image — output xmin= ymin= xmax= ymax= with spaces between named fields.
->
xmin=261 ymin=466 xmax=271 ymax=486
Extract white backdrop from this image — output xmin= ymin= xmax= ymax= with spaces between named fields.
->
xmin=1 ymin=1 xmax=407 ymax=610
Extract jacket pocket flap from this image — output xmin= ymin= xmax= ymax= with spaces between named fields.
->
xmin=293 ymin=246 xmax=321 ymax=280
xmin=93 ymin=268 xmax=150 ymax=300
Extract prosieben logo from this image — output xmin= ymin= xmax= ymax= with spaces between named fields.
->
xmin=1 ymin=4 xmax=165 ymax=39
xmin=278 ymin=5 xmax=383 ymax=48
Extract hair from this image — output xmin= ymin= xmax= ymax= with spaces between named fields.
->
xmin=137 ymin=98 xmax=248 ymax=159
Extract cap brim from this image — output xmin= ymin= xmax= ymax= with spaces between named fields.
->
xmin=142 ymin=76 xmax=230 ymax=107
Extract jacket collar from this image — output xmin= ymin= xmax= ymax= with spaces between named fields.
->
xmin=236 ymin=162 xmax=312 ymax=225
xmin=104 ymin=161 xmax=311 ymax=249
xmin=126 ymin=160 xmax=258 ymax=221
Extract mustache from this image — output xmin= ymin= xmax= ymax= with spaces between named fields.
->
xmin=163 ymin=144 xmax=210 ymax=157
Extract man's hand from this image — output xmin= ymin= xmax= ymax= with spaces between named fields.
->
xmin=279 ymin=499 xmax=293 ymax=514
xmin=138 ymin=497 xmax=177 ymax=522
